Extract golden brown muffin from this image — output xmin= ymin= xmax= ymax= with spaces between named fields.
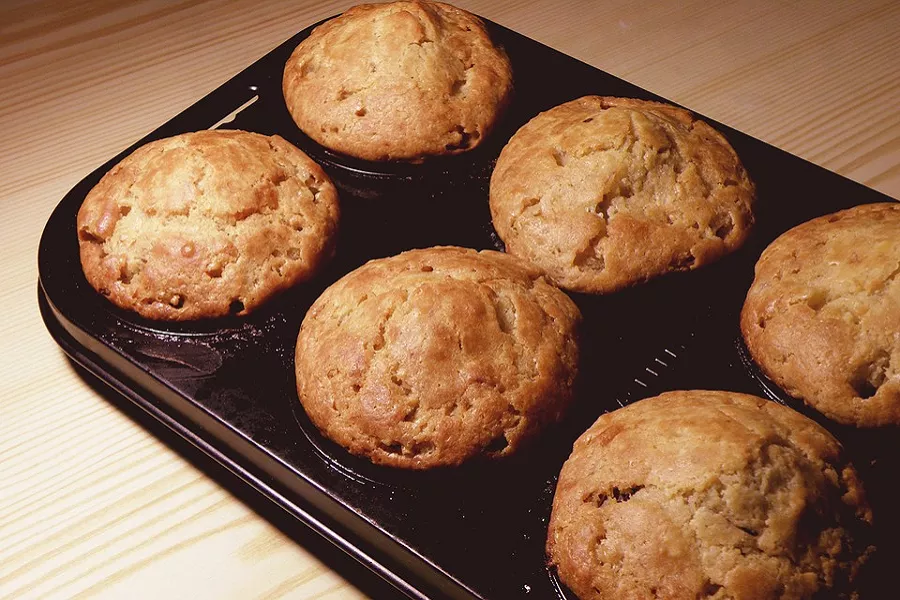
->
xmin=490 ymin=96 xmax=755 ymax=293
xmin=547 ymin=391 xmax=873 ymax=600
xmin=282 ymin=0 xmax=513 ymax=161
xmin=295 ymin=246 xmax=580 ymax=469
xmin=77 ymin=130 xmax=339 ymax=320
xmin=741 ymin=203 xmax=900 ymax=427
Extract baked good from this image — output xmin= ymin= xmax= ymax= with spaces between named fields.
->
xmin=77 ymin=130 xmax=339 ymax=320
xmin=741 ymin=202 xmax=900 ymax=427
xmin=282 ymin=0 xmax=513 ymax=161
xmin=295 ymin=246 xmax=580 ymax=468
xmin=490 ymin=96 xmax=755 ymax=293
xmin=547 ymin=390 xmax=873 ymax=600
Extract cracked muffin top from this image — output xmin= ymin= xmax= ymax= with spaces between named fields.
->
xmin=490 ymin=96 xmax=755 ymax=293
xmin=76 ymin=130 xmax=339 ymax=320
xmin=295 ymin=246 xmax=580 ymax=469
xmin=282 ymin=0 xmax=513 ymax=161
xmin=547 ymin=390 xmax=874 ymax=600
xmin=741 ymin=202 xmax=900 ymax=427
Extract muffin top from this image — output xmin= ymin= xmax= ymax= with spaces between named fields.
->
xmin=741 ymin=202 xmax=900 ymax=427
xmin=295 ymin=246 xmax=581 ymax=468
xmin=282 ymin=0 xmax=513 ymax=161
xmin=490 ymin=96 xmax=755 ymax=293
xmin=77 ymin=130 xmax=339 ymax=320
xmin=547 ymin=390 xmax=873 ymax=600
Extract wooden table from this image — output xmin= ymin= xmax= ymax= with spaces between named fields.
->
xmin=2 ymin=1 xmax=898 ymax=598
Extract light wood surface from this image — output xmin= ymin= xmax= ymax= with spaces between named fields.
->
xmin=1 ymin=1 xmax=898 ymax=598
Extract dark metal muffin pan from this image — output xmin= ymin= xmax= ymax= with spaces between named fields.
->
xmin=38 ymin=15 xmax=899 ymax=600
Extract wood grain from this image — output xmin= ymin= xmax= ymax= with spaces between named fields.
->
xmin=1 ymin=0 xmax=897 ymax=598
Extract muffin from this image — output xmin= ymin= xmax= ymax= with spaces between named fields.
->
xmin=295 ymin=246 xmax=581 ymax=468
xmin=282 ymin=0 xmax=513 ymax=161
xmin=490 ymin=96 xmax=755 ymax=293
xmin=547 ymin=390 xmax=873 ymax=600
xmin=741 ymin=202 xmax=900 ymax=427
xmin=76 ymin=130 xmax=339 ymax=320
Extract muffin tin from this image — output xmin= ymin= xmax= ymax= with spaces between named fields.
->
xmin=38 ymin=15 xmax=898 ymax=600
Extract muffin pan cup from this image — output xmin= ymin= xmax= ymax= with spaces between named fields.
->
xmin=39 ymin=16 xmax=898 ymax=599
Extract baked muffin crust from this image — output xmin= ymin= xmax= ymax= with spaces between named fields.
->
xmin=77 ymin=130 xmax=339 ymax=320
xmin=282 ymin=0 xmax=513 ymax=161
xmin=295 ymin=246 xmax=581 ymax=468
xmin=490 ymin=96 xmax=755 ymax=293
xmin=741 ymin=202 xmax=900 ymax=427
xmin=547 ymin=390 xmax=873 ymax=600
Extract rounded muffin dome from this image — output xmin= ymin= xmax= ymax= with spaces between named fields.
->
xmin=76 ymin=130 xmax=339 ymax=320
xmin=741 ymin=202 xmax=900 ymax=427
xmin=547 ymin=390 xmax=873 ymax=600
xmin=295 ymin=246 xmax=581 ymax=468
xmin=282 ymin=0 xmax=513 ymax=161
xmin=490 ymin=96 xmax=755 ymax=293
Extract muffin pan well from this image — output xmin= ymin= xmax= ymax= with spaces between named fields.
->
xmin=39 ymin=16 xmax=898 ymax=600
